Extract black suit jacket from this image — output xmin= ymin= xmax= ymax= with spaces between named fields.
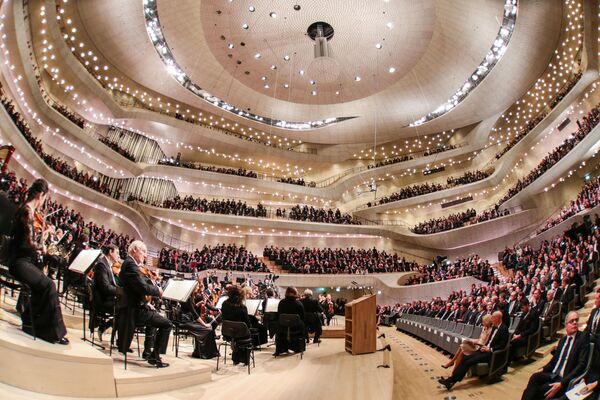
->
xmin=488 ymin=323 xmax=509 ymax=352
xmin=300 ymin=298 xmax=323 ymax=314
xmin=586 ymin=307 xmax=600 ymax=336
xmin=541 ymin=300 xmax=560 ymax=323
xmin=278 ymin=297 xmax=305 ymax=321
xmin=514 ymin=308 xmax=540 ymax=338
xmin=92 ymin=256 xmax=116 ymax=311
xmin=118 ymin=256 xmax=160 ymax=309
xmin=542 ymin=331 xmax=590 ymax=386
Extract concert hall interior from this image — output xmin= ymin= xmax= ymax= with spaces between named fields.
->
xmin=1 ymin=0 xmax=600 ymax=399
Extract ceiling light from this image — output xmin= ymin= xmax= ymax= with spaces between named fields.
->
xmin=254 ymin=53 xmax=261 ymax=59
xmin=386 ymin=22 xmax=393 ymax=29
xmin=389 ymin=67 xmax=396 ymax=73
xmin=228 ymin=43 xmax=234 ymax=49
xmin=375 ymin=43 xmax=382 ymax=49
xmin=355 ymin=76 xmax=361 ymax=81
xmin=311 ymin=90 xmax=317 ymax=95
xmin=261 ymin=76 xmax=267 ymax=80
xmin=270 ymin=65 xmax=277 ymax=70
xmin=264 ymin=84 xmax=270 ymax=89
xmin=335 ymin=91 xmax=340 ymax=96
xmin=249 ymin=5 xmax=255 ymax=12
xmin=269 ymin=11 xmax=277 ymax=18
xmin=242 ymin=23 xmax=249 ymax=29
xmin=284 ymin=83 xmax=289 ymax=88
xmin=283 ymin=55 xmax=290 ymax=61
xmin=309 ymin=80 xmax=315 ymax=85
xmin=299 ymin=70 xmax=305 ymax=75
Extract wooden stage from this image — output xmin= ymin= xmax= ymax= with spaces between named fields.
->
xmin=0 ymin=304 xmax=392 ymax=400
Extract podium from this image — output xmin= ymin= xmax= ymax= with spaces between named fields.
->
xmin=344 ymin=294 xmax=376 ymax=355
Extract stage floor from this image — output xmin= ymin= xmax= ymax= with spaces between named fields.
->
xmin=0 ymin=300 xmax=392 ymax=400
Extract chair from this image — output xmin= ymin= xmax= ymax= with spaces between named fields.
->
xmin=109 ymin=287 xmax=143 ymax=370
xmin=165 ymin=304 xmax=191 ymax=358
xmin=0 ymin=266 xmax=36 ymax=340
xmin=512 ymin=322 xmax=542 ymax=361
xmin=83 ymin=278 xmax=108 ymax=350
xmin=541 ymin=303 xmax=562 ymax=341
xmin=565 ymin=343 xmax=596 ymax=391
xmin=470 ymin=340 xmax=511 ymax=383
xmin=277 ymin=313 xmax=306 ymax=359
xmin=217 ymin=320 xmax=255 ymax=374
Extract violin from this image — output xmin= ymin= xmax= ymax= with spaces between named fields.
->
xmin=139 ymin=263 xmax=160 ymax=305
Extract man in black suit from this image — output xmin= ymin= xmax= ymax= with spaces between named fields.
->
xmin=510 ymin=298 xmax=540 ymax=362
xmin=300 ymin=289 xmax=323 ymax=343
xmin=118 ymin=240 xmax=172 ymax=368
xmin=585 ymin=289 xmax=600 ymax=339
xmin=507 ymin=292 xmax=520 ymax=317
xmin=92 ymin=244 xmax=120 ymax=338
xmin=540 ymin=290 xmax=560 ymax=327
xmin=439 ymin=311 xmax=509 ymax=390
xmin=521 ymin=311 xmax=590 ymax=400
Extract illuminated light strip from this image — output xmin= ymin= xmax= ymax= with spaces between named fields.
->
xmin=410 ymin=0 xmax=518 ymax=127
xmin=142 ymin=0 xmax=356 ymax=131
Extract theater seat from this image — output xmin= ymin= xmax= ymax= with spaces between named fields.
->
xmin=470 ymin=340 xmax=511 ymax=383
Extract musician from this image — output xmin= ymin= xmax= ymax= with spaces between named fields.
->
xmin=92 ymin=243 xmax=120 ymax=337
xmin=221 ymin=285 xmax=252 ymax=365
xmin=323 ymin=293 xmax=335 ymax=325
xmin=300 ymin=289 xmax=323 ymax=344
xmin=275 ymin=287 xmax=305 ymax=356
xmin=118 ymin=240 xmax=172 ymax=368
xmin=177 ymin=283 xmax=219 ymax=359
xmin=8 ymin=179 xmax=68 ymax=344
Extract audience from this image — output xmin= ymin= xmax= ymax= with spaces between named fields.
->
xmin=1 ymin=93 xmax=115 ymax=197
xmin=158 ymin=156 xmax=260 ymax=179
xmin=371 ymin=170 xmax=490 ymax=207
xmin=498 ymin=102 xmax=600 ymax=206
xmin=98 ymin=136 xmax=137 ymax=162
xmin=158 ymin=245 xmax=268 ymax=273
xmin=405 ymin=254 xmax=494 ymax=285
xmin=51 ymin=103 xmax=85 ymax=129
xmin=495 ymin=72 xmax=582 ymax=160
xmin=283 ymin=204 xmax=361 ymax=225
xmin=412 ymin=206 xmax=511 ymax=234
xmin=537 ymin=177 xmax=600 ymax=234
xmin=157 ymin=195 xmax=267 ymax=218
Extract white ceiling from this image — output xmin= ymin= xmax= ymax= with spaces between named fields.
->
xmin=76 ymin=0 xmax=562 ymax=144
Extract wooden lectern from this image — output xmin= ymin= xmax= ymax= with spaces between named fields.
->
xmin=344 ymin=294 xmax=376 ymax=355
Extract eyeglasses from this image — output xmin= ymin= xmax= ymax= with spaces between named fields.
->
xmin=566 ymin=319 xmax=579 ymax=325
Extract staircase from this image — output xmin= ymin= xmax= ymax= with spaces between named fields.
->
xmin=262 ymin=257 xmax=287 ymax=274
xmin=534 ymin=276 xmax=599 ymax=358
xmin=491 ymin=262 xmax=510 ymax=284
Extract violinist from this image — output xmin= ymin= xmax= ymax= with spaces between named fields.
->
xmin=176 ymin=282 xmax=219 ymax=359
xmin=8 ymin=179 xmax=68 ymax=344
xmin=92 ymin=243 xmax=120 ymax=338
xmin=118 ymin=240 xmax=172 ymax=368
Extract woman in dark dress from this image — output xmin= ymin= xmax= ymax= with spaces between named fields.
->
xmin=221 ymin=285 xmax=252 ymax=365
xmin=275 ymin=286 xmax=305 ymax=355
xmin=9 ymin=179 xmax=68 ymax=344
xmin=178 ymin=284 xmax=219 ymax=359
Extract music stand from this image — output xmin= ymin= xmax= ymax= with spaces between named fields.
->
xmin=215 ymin=296 xmax=229 ymax=310
xmin=67 ymin=249 xmax=102 ymax=348
xmin=244 ymin=299 xmax=262 ymax=316
xmin=264 ymin=298 xmax=280 ymax=347
xmin=265 ymin=298 xmax=280 ymax=313
xmin=162 ymin=279 xmax=198 ymax=303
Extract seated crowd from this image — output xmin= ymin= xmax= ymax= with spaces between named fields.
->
xmin=278 ymin=204 xmax=361 ymax=225
xmin=405 ymin=254 xmax=494 ymax=285
xmin=264 ymin=246 xmax=421 ymax=274
xmin=98 ymin=136 xmax=137 ymax=162
xmin=499 ymin=102 xmax=600 ymax=206
xmin=158 ymin=244 xmax=268 ymax=273
xmin=371 ymin=169 xmax=490 ymax=207
xmin=494 ymin=72 xmax=582 ymax=160
xmin=51 ymin=102 xmax=85 ymax=129
xmin=277 ymin=176 xmax=313 ymax=186
xmin=537 ymin=177 xmax=600 ymax=234
xmin=424 ymin=144 xmax=458 ymax=157
xmin=159 ymin=195 xmax=267 ymax=218
xmin=370 ymin=154 xmax=413 ymax=169
xmin=158 ymin=155 xmax=259 ymax=179
xmin=412 ymin=206 xmax=511 ymax=234
xmin=0 ymin=92 xmax=115 ymax=197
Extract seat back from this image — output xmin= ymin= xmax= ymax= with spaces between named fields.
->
xmin=279 ymin=313 xmax=302 ymax=329
xmin=221 ymin=320 xmax=250 ymax=339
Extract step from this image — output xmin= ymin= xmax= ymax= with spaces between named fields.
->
xmin=534 ymin=341 xmax=557 ymax=358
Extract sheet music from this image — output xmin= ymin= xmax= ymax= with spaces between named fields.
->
xmin=68 ymin=249 xmax=102 ymax=274
xmin=215 ymin=296 xmax=228 ymax=309
xmin=566 ymin=381 xmax=593 ymax=400
xmin=244 ymin=299 xmax=262 ymax=315
xmin=265 ymin=298 xmax=280 ymax=313
xmin=162 ymin=279 xmax=197 ymax=302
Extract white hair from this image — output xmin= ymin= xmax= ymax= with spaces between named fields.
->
xmin=303 ymin=289 xmax=313 ymax=297
xmin=127 ymin=240 xmax=147 ymax=255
